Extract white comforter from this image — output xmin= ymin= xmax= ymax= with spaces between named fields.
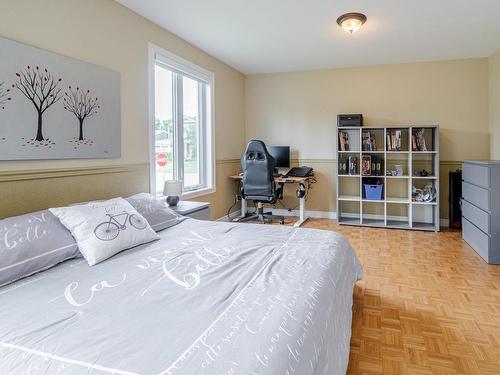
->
xmin=0 ymin=219 xmax=363 ymax=375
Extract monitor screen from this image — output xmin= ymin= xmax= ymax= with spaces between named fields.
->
xmin=268 ymin=146 xmax=290 ymax=168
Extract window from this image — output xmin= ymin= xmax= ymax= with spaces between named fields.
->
xmin=149 ymin=44 xmax=215 ymax=198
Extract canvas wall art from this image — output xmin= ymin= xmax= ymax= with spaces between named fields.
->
xmin=0 ymin=36 xmax=121 ymax=160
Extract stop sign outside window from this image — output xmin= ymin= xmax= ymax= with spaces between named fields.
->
xmin=156 ymin=153 xmax=167 ymax=167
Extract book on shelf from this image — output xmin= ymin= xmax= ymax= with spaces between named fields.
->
xmin=338 ymin=131 xmax=350 ymax=151
xmin=348 ymin=156 xmax=358 ymax=175
xmin=360 ymin=155 xmax=384 ymax=176
xmin=338 ymin=157 xmax=348 ymax=174
xmin=338 ymin=156 xmax=359 ymax=175
xmin=361 ymin=155 xmax=371 ymax=176
xmin=414 ymin=128 xmax=427 ymax=151
xmin=386 ymin=130 xmax=402 ymax=151
xmin=362 ymin=131 xmax=377 ymax=151
xmin=371 ymin=156 xmax=383 ymax=176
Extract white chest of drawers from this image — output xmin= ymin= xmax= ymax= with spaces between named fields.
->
xmin=462 ymin=160 xmax=500 ymax=264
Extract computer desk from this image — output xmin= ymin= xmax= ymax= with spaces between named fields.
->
xmin=229 ymin=174 xmax=310 ymax=227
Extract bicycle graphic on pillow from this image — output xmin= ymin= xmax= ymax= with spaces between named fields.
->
xmin=94 ymin=211 xmax=148 ymax=241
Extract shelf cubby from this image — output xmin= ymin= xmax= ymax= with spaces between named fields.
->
xmin=411 ymin=204 xmax=438 ymax=230
xmin=362 ymin=128 xmax=385 ymax=152
xmin=411 ymin=126 xmax=436 ymax=152
xmin=386 ymin=177 xmax=409 ymax=203
xmin=338 ymin=174 xmax=360 ymax=201
xmin=362 ymin=177 xmax=384 ymax=200
xmin=386 ymin=151 xmax=409 ymax=177
xmin=337 ymin=152 xmax=361 ymax=175
xmin=338 ymin=128 xmax=361 ymax=152
xmin=412 ymin=152 xmax=437 ymax=178
xmin=336 ymin=125 xmax=439 ymax=231
xmin=386 ymin=127 xmax=409 ymax=152
xmin=360 ymin=153 xmax=384 ymax=177
xmin=338 ymin=201 xmax=361 ymax=225
xmin=387 ymin=202 xmax=410 ymax=228
xmin=362 ymin=201 xmax=385 ymax=227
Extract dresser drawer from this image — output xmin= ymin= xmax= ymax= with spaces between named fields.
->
xmin=462 ymin=163 xmax=490 ymax=188
xmin=461 ymin=199 xmax=490 ymax=234
xmin=462 ymin=181 xmax=490 ymax=212
xmin=462 ymin=217 xmax=489 ymax=262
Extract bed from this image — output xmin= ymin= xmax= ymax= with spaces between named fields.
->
xmin=0 ymin=218 xmax=363 ymax=375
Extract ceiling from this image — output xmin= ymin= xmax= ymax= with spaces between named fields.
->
xmin=116 ymin=0 xmax=500 ymax=74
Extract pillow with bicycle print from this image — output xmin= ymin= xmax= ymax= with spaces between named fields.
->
xmin=49 ymin=197 xmax=159 ymax=266
xmin=126 ymin=193 xmax=185 ymax=232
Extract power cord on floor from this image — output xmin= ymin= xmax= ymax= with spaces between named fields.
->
xmin=226 ymin=195 xmax=239 ymax=221
xmin=277 ymin=199 xmax=298 ymax=212
xmin=276 ymin=175 xmax=317 ymax=212
xmin=226 ymin=195 xmax=259 ymax=221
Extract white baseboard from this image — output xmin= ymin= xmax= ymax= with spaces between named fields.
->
xmin=337 ymin=211 xmax=448 ymax=228
xmin=440 ymin=219 xmax=449 ymax=227
xmin=218 ymin=209 xmax=450 ymax=228
xmin=271 ymin=208 xmax=337 ymax=220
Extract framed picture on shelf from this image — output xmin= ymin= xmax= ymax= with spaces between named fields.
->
xmin=361 ymin=155 xmax=372 ymax=176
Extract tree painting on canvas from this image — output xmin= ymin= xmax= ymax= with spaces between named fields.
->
xmin=0 ymin=81 xmax=12 ymax=141
xmin=0 ymin=36 xmax=120 ymax=160
xmin=0 ymin=81 xmax=11 ymax=110
xmin=63 ymin=86 xmax=100 ymax=145
xmin=13 ymin=66 xmax=62 ymax=146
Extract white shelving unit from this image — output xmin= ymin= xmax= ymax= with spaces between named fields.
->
xmin=336 ymin=125 xmax=439 ymax=231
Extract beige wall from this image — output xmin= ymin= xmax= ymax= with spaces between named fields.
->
xmin=245 ymin=59 xmax=491 ymax=219
xmin=0 ymin=0 xmax=245 ymax=219
xmin=0 ymin=161 xmax=241 ymax=220
xmin=490 ymin=49 xmax=500 ymax=159
xmin=1 ymin=1 xmax=496 ymax=222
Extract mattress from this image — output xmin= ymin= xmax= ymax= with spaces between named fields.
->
xmin=0 ymin=219 xmax=363 ymax=375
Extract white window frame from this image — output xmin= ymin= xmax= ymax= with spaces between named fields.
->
xmin=148 ymin=43 xmax=216 ymax=199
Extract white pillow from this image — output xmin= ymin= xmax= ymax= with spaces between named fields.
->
xmin=50 ymin=198 xmax=159 ymax=266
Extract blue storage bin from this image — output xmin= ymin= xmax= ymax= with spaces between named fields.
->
xmin=364 ymin=184 xmax=383 ymax=200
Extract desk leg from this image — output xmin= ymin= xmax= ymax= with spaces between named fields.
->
xmin=293 ymin=195 xmax=309 ymax=227
xmin=240 ymin=198 xmax=247 ymax=218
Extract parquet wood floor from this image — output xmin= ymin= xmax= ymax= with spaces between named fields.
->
xmin=281 ymin=218 xmax=500 ymax=375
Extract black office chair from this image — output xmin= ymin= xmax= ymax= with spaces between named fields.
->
xmin=237 ymin=140 xmax=285 ymax=224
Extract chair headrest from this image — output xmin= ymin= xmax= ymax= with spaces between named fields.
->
xmin=244 ymin=140 xmax=270 ymax=161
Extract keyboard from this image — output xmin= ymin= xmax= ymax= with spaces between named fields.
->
xmin=285 ymin=166 xmax=313 ymax=177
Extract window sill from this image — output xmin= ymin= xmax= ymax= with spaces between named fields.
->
xmin=181 ymin=187 xmax=216 ymax=200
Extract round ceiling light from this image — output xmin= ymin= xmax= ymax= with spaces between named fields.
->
xmin=336 ymin=12 xmax=367 ymax=34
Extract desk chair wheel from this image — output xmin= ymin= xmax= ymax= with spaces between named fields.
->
xmin=236 ymin=202 xmax=285 ymax=225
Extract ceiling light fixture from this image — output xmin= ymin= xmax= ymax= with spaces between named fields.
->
xmin=336 ymin=12 xmax=367 ymax=34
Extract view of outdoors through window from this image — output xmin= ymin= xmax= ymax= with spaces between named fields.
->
xmin=154 ymin=65 xmax=174 ymax=194
xmin=154 ymin=65 xmax=201 ymax=194
xmin=182 ymin=76 xmax=200 ymax=189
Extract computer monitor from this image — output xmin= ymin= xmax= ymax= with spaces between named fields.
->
xmin=268 ymin=146 xmax=290 ymax=168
